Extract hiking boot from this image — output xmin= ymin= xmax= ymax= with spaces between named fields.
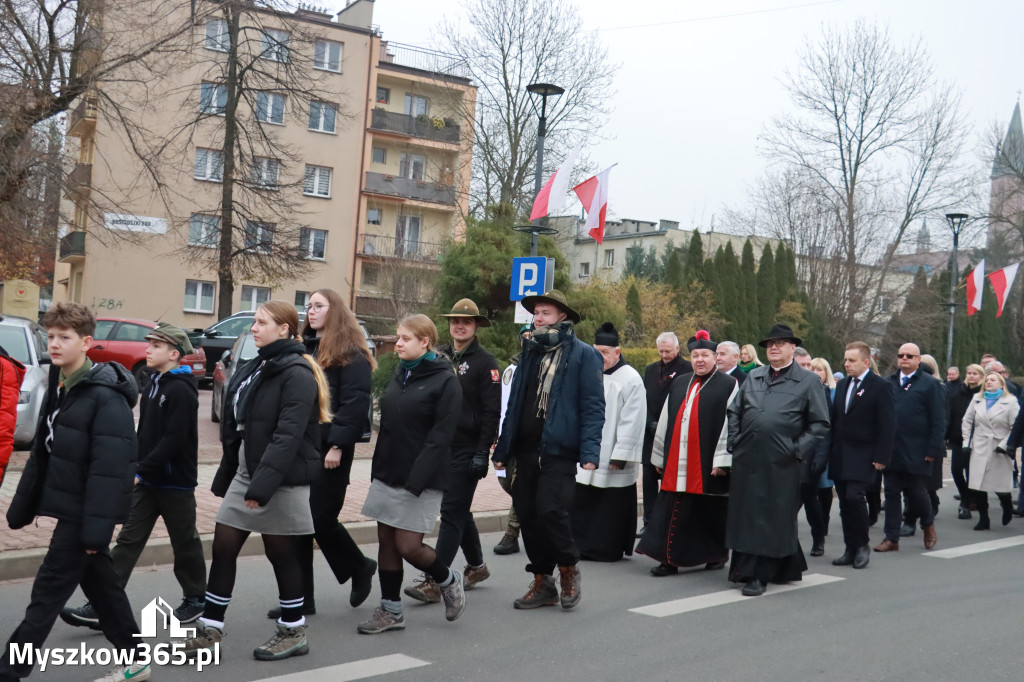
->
xmin=60 ymin=602 xmax=101 ymax=631
xmin=173 ymin=596 xmax=205 ymax=624
xmin=180 ymin=623 xmax=223 ymax=654
xmin=350 ymin=557 xmax=378 ymax=607
xmin=404 ymin=574 xmax=441 ymax=604
xmin=357 ymin=607 xmax=405 ymax=634
xmin=253 ymin=622 xmax=309 ymax=661
xmin=513 ymin=574 xmax=558 ymax=609
xmin=266 ymin=602 xmax=316 ymax=619
xmin=463 ymin=563 xmax=491 ymax=590
xmin=558 ymin=565 xmax=582 ymax=609
xmin=493 ymin=531 xmax=520 ymax=555
xmin=440 ymin=571 xmax=466 ymax=622
xmin=93 ymin=663 xmax=151 ymax=681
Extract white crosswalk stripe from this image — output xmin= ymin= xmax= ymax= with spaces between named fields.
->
xmin=629 ymin=572 xmax=845 ymax=617
xmin=252 ymin=654 xmax=431 ymax=681
xmin=923 ymin=535 xmax=1024 ymax=559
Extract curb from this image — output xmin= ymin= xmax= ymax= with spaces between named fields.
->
xmin=0 ymin=511 xmax=515 ymax=582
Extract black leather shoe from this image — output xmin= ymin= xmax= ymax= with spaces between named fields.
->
xmin=704 ymin=559 xmax=726 ymax=571
xmin=958 ymin=506 xmax=972 ymax=520
xmin=650 ymin=563 xmax=678 ymax=577
xmin=1012 ymin=509 xmax=1024 ymax=517
xmin=350 ymin=558 xmax=378 ymax=607
xmin=810 ymin=541 xmax=825 ymax=557
xmin=831 ymin=549 xmax=855 ymax=566
xmin=899 ymin=523 xmax=916 ymax=537
xmin=853 ymin=545 xmax=870 ymax=569
xmin=741 ymin=579 xmax=766 ymax=597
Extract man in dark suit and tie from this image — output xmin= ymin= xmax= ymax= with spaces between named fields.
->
xmin=875 ymin=343 xmax=946 ymax=552
xmin=829 ymin=342 xmax=895 ymax=569
xmin=715 ymin=341 xmax=747 ymax=387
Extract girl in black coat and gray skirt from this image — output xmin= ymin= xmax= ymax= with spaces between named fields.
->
xmin=357 ymin=314 xmax=465 ymax=634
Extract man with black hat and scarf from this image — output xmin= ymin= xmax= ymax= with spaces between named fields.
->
xmin=570 ymin=322 xmax=645 ymax=562
xmin=493 ymin=290 xmax=605 ymax=610
xmin=637 ymin=330 xmax=739 ymax=576
xmin=726 ymin=323 xmax=830 ymax=596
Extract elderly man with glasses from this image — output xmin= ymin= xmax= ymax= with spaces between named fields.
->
xmin=874 ymin=343 xmax=946 ymax=552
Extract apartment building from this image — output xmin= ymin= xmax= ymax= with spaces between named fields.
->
xmin=54 ymin=0 xmax=474 ymax=328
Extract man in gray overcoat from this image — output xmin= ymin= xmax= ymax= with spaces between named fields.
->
xmin=725 ymin=324 xmax=830 ymax=596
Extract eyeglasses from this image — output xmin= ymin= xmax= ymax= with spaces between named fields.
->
xmin=764 ymin=339 xmax=791 ymax=348
xmin=305 ymin=304 xmax=329 ymax=312
xmin=896 ymin=353 xmax=918 ymax=359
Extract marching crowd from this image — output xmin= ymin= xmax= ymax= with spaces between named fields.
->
xmin=0 ymin=288 xmax=1020 ymax=681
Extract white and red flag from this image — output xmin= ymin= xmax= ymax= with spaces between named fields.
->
xmin=572 ymin=165 xmax=614 ymax=244
xmin=966 ymin=259 xmax=985 ymax=316
xmin=529 ymin=145 xmax=582 ymax=221
xmin=989 ymin=263 xmax=1020 ymax=317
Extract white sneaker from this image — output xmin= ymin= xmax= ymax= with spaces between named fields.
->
xmin=93 ymin=662 xmax=151 ymax=681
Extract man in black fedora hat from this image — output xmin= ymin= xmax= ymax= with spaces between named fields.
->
xmin=405 ymin=299 xmax=501 ymax=604
xmin=725 ymin=323 xmax=830 ymax=596
xmin=493 ymin=289 xmax=605 ymax=610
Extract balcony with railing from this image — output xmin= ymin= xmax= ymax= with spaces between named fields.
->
xmin=364 ymin=171 xmax=456 ymax=206
xmin=68 ymin=96 xmax=98 ymax=137
xmin=359 ymin=233 xmax=444 ymax=263
xmin=59 ymin=231 xmax=86 ymax=263
xmin=378 ymin=41 xmax=470 ymax=80
xmin=65 ymin=163 xmax=93 ymax=198
xmin=370 ymin=108 xmax=460 ymax=144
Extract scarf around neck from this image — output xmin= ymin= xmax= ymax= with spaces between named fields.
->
xmin=530 ymin=320 xmax=574 ymax=418
xmin=400 ymin=350 xmax=437 ymax=372
xmin=739 ymin=360 xmax=759 ymax=373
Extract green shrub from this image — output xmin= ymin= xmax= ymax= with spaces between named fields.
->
xmin=621 ymin=347 xmax=661 ymax=369
xmin=371 ymin=351 xmax=399 ymax=399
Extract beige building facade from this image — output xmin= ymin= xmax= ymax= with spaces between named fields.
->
xmin=54 ymin=0 xmax=474 ymax=328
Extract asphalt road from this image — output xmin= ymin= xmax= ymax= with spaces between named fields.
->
xmin=1 ymin=483 xmax=1022 ymax=682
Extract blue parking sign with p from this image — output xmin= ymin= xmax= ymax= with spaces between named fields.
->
xmin=510 ymin=257 xmax=547 ymax=301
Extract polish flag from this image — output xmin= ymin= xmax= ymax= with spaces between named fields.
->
xmin=966 ymin=259 xmax=985 ymax=316
xmin=573 ymin=165 xmax=614 ymax=244
xmin=529 ymin=145 xmax=582 ymax=221
xmin=989 ymin=263 xmax=1019 ymax=317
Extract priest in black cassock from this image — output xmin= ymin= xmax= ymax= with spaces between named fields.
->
xmin=725 ymin=324 xmax=830 ymax=596
xmin=636 ymin=331 xmax=739 ymax=575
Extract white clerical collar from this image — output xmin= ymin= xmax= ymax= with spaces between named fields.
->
xmin=770 ymin=361 xmax=794 ymax=371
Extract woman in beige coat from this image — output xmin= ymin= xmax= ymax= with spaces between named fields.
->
xmin=961 ymin=371 xmax=1020 ymax=530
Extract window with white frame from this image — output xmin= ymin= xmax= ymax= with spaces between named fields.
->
xmin=188 ymin=214 xmax=220 ymax=247
xmin=308 ymin=101 xmax=336 ymax=133
xmin=184 ymin=280 xmax=215 ymax=313
xmin=241 ymin=285 xmax=271 ymax=310
xmin=294 ymin=291 xmax=310 ymax=311
xmin=603 ymin=249 xmax=614 ymax=267
xmin=579 ymin=262 xmax=590 ymax=277
xmin=199 ymin=82 xmax=227 ymax=115
xmin=244 ymin=221 xmax=274 ymax=253
xmin=404 ymin=94 xmax=427 ymax=117
xmin=204 ymin=18 xmax=229 ymax=52
xmin=260 ymin=28 xmax=289 ymax=63
xmin=367 ymin=208 xmax=382 ymax=225
xmin=371 ymin=147 xmax=386 ymax=164
xmin=194 ymin=148 xmax=224 ymax=181
xmin=303 ymin=165 xmax=331 ymax=197
xmin=399 ymin=152 xmax=425 ymax=181
xmin=255 ymin=91 xmax=285 ymax=124
xmin=300 ymin=227 xmax=327 ymax=260
xmin=251 ymin=156 xmax=280 ymax=189
xmin=313 ymin=39 xmax=342 ymax=72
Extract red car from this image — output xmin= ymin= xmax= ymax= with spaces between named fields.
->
xmin=88 ymin=317 xmax=207 ymax=386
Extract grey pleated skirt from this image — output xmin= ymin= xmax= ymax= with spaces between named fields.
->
xmin=361 ymin=479 xmax=442 ymax=533
xmin=215 ymin=450 xmax=314 ymax=535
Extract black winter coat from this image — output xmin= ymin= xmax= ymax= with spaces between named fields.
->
xmin=886 ymin=370 xmax=947 ymax=475
xmin=828 ymin=371 xmax=896 ymax=484
xmin=7 ymin=362 xmax=138 ymax=550
xmin=438 ymin=339 xmax=501 ymax=462
xmin=213 ymin=340 xmax=322 ymax=505
xmin=136 ymin=368 xmax=199 ymax=489
xmin=947 ymin=381 xmax=979 ymax=444
xmin=303 ymin=334 xmax=372 ymax=459
xmin=372 ymin=354 xmax=461 ymax=495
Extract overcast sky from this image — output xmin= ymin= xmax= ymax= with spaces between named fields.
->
xmin=367 ymin=0 xmax=1023 ymax=245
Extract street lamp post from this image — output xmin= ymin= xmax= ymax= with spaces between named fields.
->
xmin=524 ymin=82 xmax=564 ymax=257
xmin=945 ymin=212 xmax=970 ymax=370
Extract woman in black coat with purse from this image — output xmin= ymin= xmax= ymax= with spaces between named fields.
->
xmin=183 ymin=301 xmax=331 ymax=662
xmin=357 ymin=314 xmax=465 ymax=634
xmin=263 ymin=288 xmax=377 ymax=620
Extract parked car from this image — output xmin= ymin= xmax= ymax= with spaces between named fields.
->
xmin=210 ymin=332 xmax=258 ymax=423
xmin=0 ymin=315 xmax=49 ymax=447
xmin=88 ymin=317 xmax=207 ymax=388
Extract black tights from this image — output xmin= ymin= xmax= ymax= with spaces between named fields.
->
xmin=375 ymin=523 xmax=449 ymax=601
xmin=204 ymin=523 xmax=304 ymax=622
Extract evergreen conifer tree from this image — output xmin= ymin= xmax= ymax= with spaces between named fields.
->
xmin=740 ymin=240 xmax=758 ymax=341
xmin=756 ymin=245 xmax=778 ymax=332
xmin=684 ymin=229 xmax=705 ymax=285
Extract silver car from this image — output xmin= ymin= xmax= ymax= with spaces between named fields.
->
xmin=0 ymin=315 xmax=49 ymax=447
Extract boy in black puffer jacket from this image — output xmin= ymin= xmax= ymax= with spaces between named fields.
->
xmin=61 ymin=322 xmax=207 ymax=632
xmin=3 ymin=303 xmax=147 ymax=682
